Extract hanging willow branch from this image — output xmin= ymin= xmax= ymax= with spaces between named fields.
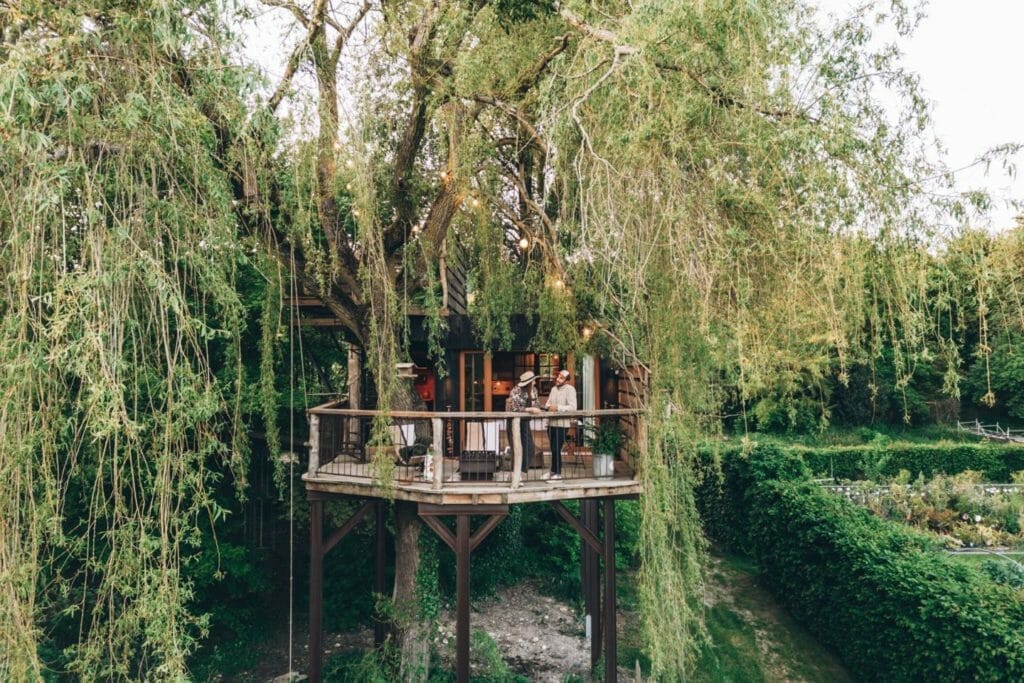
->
xmin=0 ymin=3 xmax=255 ymax=677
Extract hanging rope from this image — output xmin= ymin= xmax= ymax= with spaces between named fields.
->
xmin=286 ymin=240 xmax=312 ymax=679
xmin=288 ymin=243 xmax=296 ymax=677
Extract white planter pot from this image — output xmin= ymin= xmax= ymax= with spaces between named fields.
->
xmin=593 ymin=453 xmax=614 ymax=478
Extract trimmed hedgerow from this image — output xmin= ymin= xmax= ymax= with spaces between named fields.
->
xmin=797 ymin=442 xmax=1024 ymax=481
xmin=698 ymin=445 xmax=1024 ymax=681
xmin=702 ymin=441 xmax=1024 ymax=482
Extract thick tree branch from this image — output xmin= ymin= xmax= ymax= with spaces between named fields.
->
xmin=267 ymin=0 xmax=329 ymax=113
xmin=260 ymin=0 xmax=309 ymax=28
xmin=472 ymin=95 xmax=549 ymax=156
xmin=331 ymin=0 xmax=372 ymax=64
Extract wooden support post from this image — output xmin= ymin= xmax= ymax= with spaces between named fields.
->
xmin=309 ymin=497 xmax=324 ymax=683
xmin=456 ymin=514 xmax=471 ymax=683
xmin=604 ymin=498 xmax=617 ymax=683
xmin=432 ymin=418 xmax=444 ymax=489
xmin=511 ymin=417 xmax=523 ymax=489
xmin=582 ymin=499 xmax=601 ymax=666
xmin=417 ymin=505 xmax=505 ymax=683
xmin=308 ymin=413 xmax=320 ymax=475
xmin=374 ymin=501 xmax=387 ymax=648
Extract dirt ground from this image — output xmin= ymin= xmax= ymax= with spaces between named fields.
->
xmin=240 ymin=581 xmax=623 ymax=682
xmin=240 ymin=553 xmax=848 ymax=682
xmin=434 ymin=581 xmax=628 ymax=681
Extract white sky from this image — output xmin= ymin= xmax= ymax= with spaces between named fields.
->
xmin=816 ymin=0 xmax=1023 ymax=230
xmin=241 ymin=1 xmax=1023 ymax=230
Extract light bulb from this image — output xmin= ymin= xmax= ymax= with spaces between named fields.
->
xmin=518 ymin=236 xmax=529 ymax=250
xmin=581 ymin=325 xmax=593 ymax=340
xmin=471 ymin=197 xmax=481 ymax=208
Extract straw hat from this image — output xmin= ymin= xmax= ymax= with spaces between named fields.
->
xmin=517 ymin=370 xmax=537 ymax=387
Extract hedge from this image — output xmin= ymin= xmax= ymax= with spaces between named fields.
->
xmin=798 ymin=442 xmax=1024 ymax=482
xmin=702 ymin=441 xmax=1024 ymax=482
xmin=697 ymin=446 xmax=1024 ymax=681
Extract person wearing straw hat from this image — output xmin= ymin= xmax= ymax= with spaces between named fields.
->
xmin=508 ymin=370 xmax=541 ymax=472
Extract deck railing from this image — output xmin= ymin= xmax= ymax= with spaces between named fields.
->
xmin=307 ymin=401 xmax=645 ymax=489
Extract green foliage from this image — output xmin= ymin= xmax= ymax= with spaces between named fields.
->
xmin=586 ymin=421 xmax=623 ymax=456
xmin=979 ymin=559 xmax=1024 ymax=590
xmin=705 ymin=440 xmax=1024 ymax=483
xmin=0 ymin=1 xmax=260 ymax=677
xmin=324 ymin=640 xmax=401 ymax=683
xmin=698 ymin=445 xmax=1024 ymax=681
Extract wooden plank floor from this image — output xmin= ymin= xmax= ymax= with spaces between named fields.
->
xmin=304 ymin=457 xmax=641 ymax=504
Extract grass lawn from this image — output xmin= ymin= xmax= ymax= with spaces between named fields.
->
xmin=619 ymin=551 xmax=852 ymax=682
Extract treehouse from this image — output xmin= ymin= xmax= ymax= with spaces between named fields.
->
xmin=295 ymin=266 xmax=647 ymax=683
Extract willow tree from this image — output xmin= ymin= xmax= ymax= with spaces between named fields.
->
xmin=0 ymin=1 xmax=255 ymax=678
xmin=2 ymin=0 xmax=1009 ymax=679
xmin=255 ymin=0 xmax=988 ymax=677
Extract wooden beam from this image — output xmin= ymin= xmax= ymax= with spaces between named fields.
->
xmin=324 ymin=500 xmax=374 ymax=554
xmin=294 ymin=317 xmax=348 ymax=328
xmin=456 ymin=514 xmax=471 ymax=683
xmin=469 ymin=513 xmax=507 ymax=552
xmin=550 ymin=501 xmax=604 ymax=558
xmin=420 ymin=515 xmax=455 ymax=551
xmin=374 ymin=501 xmax=387 ymax=648
xmin=309 ymin=499 xmax=324 ymax=683
xmin=604 ymin=498 xmax=617 ymax=682
xmin=284 ymin=295 xmax=331 ymax=307
xmin=419 ymin=503 xmax=509 ymax=516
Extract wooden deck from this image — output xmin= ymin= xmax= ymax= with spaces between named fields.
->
xmin=305 ymin=404 xmax=645 ymax=504
xmin=304 ymin=468 xmax=642 ymax=504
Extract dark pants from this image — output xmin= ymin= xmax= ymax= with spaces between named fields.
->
xmin=507 ymin=418 xmax=537 ymax=471
xmin=548 ymin=426 xmax=567 ymax=474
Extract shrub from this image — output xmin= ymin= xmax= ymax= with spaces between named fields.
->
xmin=699 ymin=445 xmax=1024 ymax=681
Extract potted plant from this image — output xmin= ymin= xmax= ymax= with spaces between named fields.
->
xmin=588 ymin=421 xmax=622 ymax=478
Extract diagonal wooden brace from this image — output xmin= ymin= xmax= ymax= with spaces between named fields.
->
xmin=324 ymin=500 xmax=374 ymax=554
xmin=550 ymin=501 xmax=604 ymax=558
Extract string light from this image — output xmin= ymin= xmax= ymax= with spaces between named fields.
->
xmin=352 ymin=208 xmax=360 ymax=217
xmin=345 ymin=182 xmax=352 ymax=191
xmin=466 ymin=291 xmax=476 ymax=305
xmin=471 ymin=197 xmax=481 ymax=208
xmin=518 ymin=236 xmax=530 ymax=250
xmin=581 ymin=325 xmax=593 ymax=340
xmin=345 ymin=159 xmax=354 ymax=169
xmin=553 ymin=278 xmax=564 ymax=289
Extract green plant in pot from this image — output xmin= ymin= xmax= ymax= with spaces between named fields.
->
xmin=588 ymin=421 xmax=622 ymax=478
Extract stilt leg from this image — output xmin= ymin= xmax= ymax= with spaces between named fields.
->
xmin=456 ymin=514 xmax=471 ymax=683
xmin=582 ymin=499 xmax=601 ymax=666
xmin=604 ymin=498 xmax=617 ymax=683
xmin=374 ymin=501 xmax=387 ymax=648
xmin=309 ymin=497 xmax=324 ymax=683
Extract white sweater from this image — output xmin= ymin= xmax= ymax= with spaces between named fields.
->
xmin=545 ymin=383 xmax=577 ymax=428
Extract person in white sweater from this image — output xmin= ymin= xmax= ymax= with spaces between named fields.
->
xmin=543 ymin=369 xmax=577 ymax=480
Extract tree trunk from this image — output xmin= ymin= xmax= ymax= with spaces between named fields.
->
xmin=392 ymin=501 xmax=430 ymax=681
